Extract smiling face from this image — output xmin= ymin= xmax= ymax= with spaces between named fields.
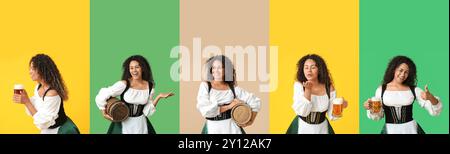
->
xmin=303 ymin=59 xmax=319 ymax=81
xmin=129 ymin=60 xmax=142 ymax=80
xmin=29 ymin=62 xmax=41 ymax=82
xmin=393 ymin=63 xmax=409 ymax=84
xmin=211 ymin=60 xmax=224 ymax=81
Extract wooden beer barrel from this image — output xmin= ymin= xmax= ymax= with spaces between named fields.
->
xmin=106 ymin=97 xmax=129 ymax=122
xmin=231 ymin=103 xmax=252 ymax=126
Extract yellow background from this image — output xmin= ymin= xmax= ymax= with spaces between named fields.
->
xmin=269 ymin=0 xmax=359 ymax=134
xmin=0 ymin=0 xmax=90 ymax=134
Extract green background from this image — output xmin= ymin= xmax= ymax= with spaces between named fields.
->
xmin=359 ymin=0 xmax=449 ymax=134
xmin=90 ymin=0 xmax=179 ymax=134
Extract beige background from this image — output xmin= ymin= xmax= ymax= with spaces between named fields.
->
xmin=179 ymin=0 xmax=269 ymax=134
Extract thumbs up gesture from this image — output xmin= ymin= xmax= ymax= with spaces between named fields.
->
xmin=420 ymin=84 xmax=439 ymax=105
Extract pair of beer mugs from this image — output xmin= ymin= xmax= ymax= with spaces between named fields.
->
xmin=332 ymin=97 xmax=383 ymax=117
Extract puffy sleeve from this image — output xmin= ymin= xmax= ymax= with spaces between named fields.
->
xmin=95 ymin=81 xmax=127 ymax=110
xmin=415 ymin=87 xmax=443 ymax=116
xmin=367 ymin=86 xmax=384 ymax=121
xmin=25 ymin=85 xmax=39 ymax=116
xmin=196 ymin=82 xmax=220 ymax=118
xmin=25 ymin=97 xmax=35 ymax=116
xmin=327 ymin=91 xmax=340 ymax=121
xmin=235 ymin=86 xmax=261 ymax=112
xmin=143 ymin=88 xmax=156 ymax=116
xmin=32 ymin=96 xmax=61 ymax=130
xmin=292 ymin=82 xmax=313 ymax=117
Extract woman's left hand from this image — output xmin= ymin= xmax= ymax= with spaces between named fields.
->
xmin=159 ymin=92 xmax=175 ymax=99
xmin=421 ymin=85 xmax=438 ymax=105
xmin=228 ymin=99 xmax=241 ymax=109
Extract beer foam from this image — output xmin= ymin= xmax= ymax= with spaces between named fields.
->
xmin=333 ymin=98 xmax=343 ymax=104
xmin=14 ymin=84 xmax=24 ymax=90
xmin=371 ymin=97 xmax=381 ymax=101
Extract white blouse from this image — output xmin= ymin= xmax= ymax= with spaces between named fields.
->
xmin=95 ymin=81 xmax=156 ymax=117
xmin=26 ymin=85 xmax=61 ymax=133
xmin=292 ymin=82 xmax=339 ymax=121
xmin=367 ymin=86 xmax=443 ymax=120
xmin=197 ymin=82 xmax=261 ymax=118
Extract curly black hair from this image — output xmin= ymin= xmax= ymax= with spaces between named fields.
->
xmin=296 ymin=54 xmax=333 ymax=87
xmin=382 ymin=55 xmax=417 ymax=87
xmin=122 ymin=55 xmax=154 ymax=88
xmin=205 ymin=55 xmax=237 ymax=87
xmin=30 ymin=54 xmax=68 ymax=100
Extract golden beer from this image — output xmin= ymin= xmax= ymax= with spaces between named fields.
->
xmin=332 ymin=98 xmax=343 ymax=117
xmin=371 ymin=97 xmax=382 ymax=113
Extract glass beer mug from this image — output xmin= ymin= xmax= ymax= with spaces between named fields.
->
xmin=370 ymin=97 xmax=382 ymax=113
xmin=14 ymin=84 xmax=24 ymax=95
xmin=332 ymin=98 xmax=344 ymax=117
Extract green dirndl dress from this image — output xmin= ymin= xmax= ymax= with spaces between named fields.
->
xmin=57 ymin=117 xmax=80 ymax=134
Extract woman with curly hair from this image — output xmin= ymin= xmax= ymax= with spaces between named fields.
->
xmin=286 ymin=54 xmax=348 ymax=134
xmin=363 ymin=55 xmax=443 ymax=134
xmin=12 ymin=54 xmax=80 ymax=134
xmin=197 ymin=55 xmax=261 ymax=134
xmin=95 ymin=55 xmax=174 ymax=134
